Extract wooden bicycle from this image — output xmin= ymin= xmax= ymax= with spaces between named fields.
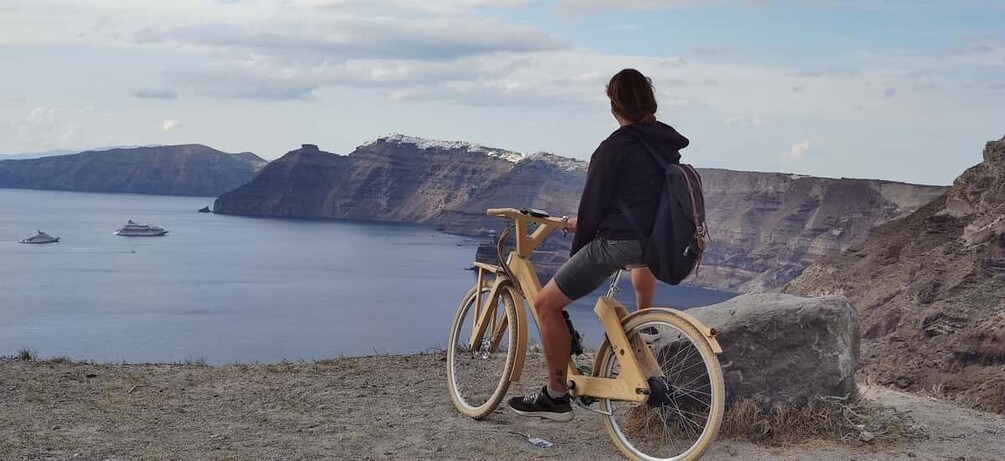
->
xmin=446 ymin=208 xmax=725 ymax=461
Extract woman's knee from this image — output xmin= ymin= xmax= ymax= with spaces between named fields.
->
xmin=537 ymin=280 xmax=572 ymax=318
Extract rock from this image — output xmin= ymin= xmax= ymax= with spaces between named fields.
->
xmin=685 ymin=293 xmax=859 ymax=406
xmin=859 ymin=430 xmax=876 ymax=443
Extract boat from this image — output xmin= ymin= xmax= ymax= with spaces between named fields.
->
xmin=198 ymin=206 xmax=211 ymax=213
xmin=115 ymin=220 xmax=168 ymax=237
xmin=19 ymin=230 xmax=59 ymax=244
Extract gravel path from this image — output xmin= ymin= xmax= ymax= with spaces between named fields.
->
xmin=1 ymin=354 xmax=1003 ymax=460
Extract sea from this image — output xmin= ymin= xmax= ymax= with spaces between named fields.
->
xmin=0 ymin=188 xmax=735 ymax=364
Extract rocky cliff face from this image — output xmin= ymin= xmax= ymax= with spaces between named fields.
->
xmin=0 ymin=144 xmax=266 ymax=197
xmin=214 ymin=138 xmax=518 ymax=219
xmin=785 ymin=136 xmax=1005 ymax=414
xmin=215 ymin=134 xmax=945 ymax=292
xmin=692 ymin=170 xmax=946 ymax=291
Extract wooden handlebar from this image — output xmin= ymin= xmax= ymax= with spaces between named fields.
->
xmin=486 ymin=208 xmax=569 ymax=227
xmin=485 ymin=208 xmax=514 ymax=216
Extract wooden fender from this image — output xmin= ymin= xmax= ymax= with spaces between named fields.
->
xmin=502 ymin=284 xmax=531 ymax=383
xmin=620 ymin=307 xmax=723 ymax=355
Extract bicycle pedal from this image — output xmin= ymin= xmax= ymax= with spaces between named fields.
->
xmin=572 ymin=396 xmax=610 ymax=416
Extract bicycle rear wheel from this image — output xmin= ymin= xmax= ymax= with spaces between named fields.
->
xmin=446 ymin=283 xmax=521 ymax=419
xmin=596 ymin=310 xmax=725 ymax=461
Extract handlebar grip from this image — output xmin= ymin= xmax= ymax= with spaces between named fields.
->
xmin=486 ymin=208 xmax=510 ymax=216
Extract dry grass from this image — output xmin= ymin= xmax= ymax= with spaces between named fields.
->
xmin=182 ymin=357 xmax=209 ymax=367
xmin=721 ymin=394 xmax=920 ymax=447
xmin=17 ymin=347 xmax=35 ymax=361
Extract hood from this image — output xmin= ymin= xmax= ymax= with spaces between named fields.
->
xmin=621 ymin=121 xmax=689 ymax=162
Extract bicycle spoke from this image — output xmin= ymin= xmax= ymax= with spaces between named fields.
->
xmin=600 ymin=317 xmax=723 ymax=461
xmin=447 ymin=286 xmax=518 ymax=418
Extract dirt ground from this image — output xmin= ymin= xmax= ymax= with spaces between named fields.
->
xmin=1 ymin=353 xmax=1003 ymax=461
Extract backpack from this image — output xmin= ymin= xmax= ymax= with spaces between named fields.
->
xmin=618 ymin=136 xmax=709 ymax=285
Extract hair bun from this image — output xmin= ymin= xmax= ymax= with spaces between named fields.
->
xmin=606 ymin=69 xmax=658 ymax=124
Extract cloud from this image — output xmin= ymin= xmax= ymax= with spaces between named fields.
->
xmin=556 ymin=0 xmax=767 ymax=11
xmin=610 ymin=24 xmax=642 ymax=31
xmin=558 ymin=0 xmax=699 ymax=10
xmin=0 ymin=93 xmax=27 ymax=108
xmin=691 ymin=46 xmax=743 ymax=56
xmin=14 ymin=107 xmax=82 ymax=148
xmin=309 ymin=0 xmax=530 ymax=15
xmin=1 ymin=0 xmax=1001 ymax=125
xmin=784 ymin=68 xmax=861 ymax=79
xmin=781 ymin=140 xmax=811 ymax=166
xmin=97 ymin=1 xmax=565 ymax=101
xmin=132 ymin=87 xmax=179 ymax=99
xmin=161 ymin=119 xmax=184 ymax=131
xmin=133 ymin=17 xmax=565 ymax=61
xmin=723 ymin=115 xmax=768 ymax=127
xmin=857 ymin=33 xmax=1005 ymax=70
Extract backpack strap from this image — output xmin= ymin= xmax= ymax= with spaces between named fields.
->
xmin=617 ymin=199 xmax=648 ymax=248
xmin=630 ymin=133 xmax=670 ymax=170
xmin=615 ymin=131 xmax=669 ymax=247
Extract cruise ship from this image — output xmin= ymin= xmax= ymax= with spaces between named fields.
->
xmin=115 ymin=220 xmax=168 ymax=237
xmin=19 ymin=230 xmax=59 ymax=244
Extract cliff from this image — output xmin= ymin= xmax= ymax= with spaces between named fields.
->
xmin=692 ymin=169 xmax=946 ymax=291
xmin=214 ymin=139 xmax=516 ymax=219
xmin=786 ymin=135 xmax=1005 ymax=413
xmin=215 ymin=135 xmax=945 ymax=292
xmin=0 ymin=144 xmax=266 ymax=197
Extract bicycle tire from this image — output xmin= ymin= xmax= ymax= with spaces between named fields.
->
xmin=595 ymin=309 xmax=725 ymax=461
xmin=446 ymin=283 xmax=521 ymax=419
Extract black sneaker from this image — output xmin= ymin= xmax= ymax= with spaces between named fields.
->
xmin=507 ymin=386 xmax=574 ymax=422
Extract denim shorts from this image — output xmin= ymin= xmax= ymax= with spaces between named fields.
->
xmin=553 ymin=238 xmax=645 ymax=300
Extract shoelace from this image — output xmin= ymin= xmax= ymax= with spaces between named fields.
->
xmin=522 ymin=389 xmax=543 ymax=404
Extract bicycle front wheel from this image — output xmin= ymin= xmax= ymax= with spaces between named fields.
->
xmin=596 ymin=310 xmax=725 ymax=461
xmin=446 ymin=283 xmax=521 ymax=419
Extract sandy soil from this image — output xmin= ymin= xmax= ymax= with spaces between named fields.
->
xmin=1 ymin=353 xmax=1003 ymax=460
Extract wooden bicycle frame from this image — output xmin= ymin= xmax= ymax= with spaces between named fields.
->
xmin=468 ymin=208 xmax=670 ymax=403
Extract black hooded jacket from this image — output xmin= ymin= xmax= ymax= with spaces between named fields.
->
xmin=570 ymin=121 xmax=689 ymax=256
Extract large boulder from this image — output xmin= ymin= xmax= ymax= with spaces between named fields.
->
xmin=686 ymin=293 xmax=859 ymax=406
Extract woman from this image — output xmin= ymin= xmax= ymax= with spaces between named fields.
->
xmin=507 ymin=68 xmax=690 ymax=422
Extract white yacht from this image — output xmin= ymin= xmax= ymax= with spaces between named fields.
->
xmin=19 ymin=230 xmax=59 ymax=244
xmin=115 ymin=220 xmax=168 ymax=237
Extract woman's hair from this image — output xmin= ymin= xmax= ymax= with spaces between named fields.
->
xmin=606 ymin=69 xmax=657 ymax=124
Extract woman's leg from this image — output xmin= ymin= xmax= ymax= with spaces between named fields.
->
xmin=631 ymin=266 xmax=657 ymax=310
xmin=535 ymin=279 xmax=573 ymax=393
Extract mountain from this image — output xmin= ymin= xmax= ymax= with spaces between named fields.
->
xmin=214 ymin=138 xmax=519 ymax=219
xmin=690 ymin=169 xmax=946 ymax=291
xmin=0 ymin=144 xmax=266 ymax=197
xmin=215 ymin=134 xmax=945 ymax=292
xmin=785 ymin=136 xmax=1005 ymax=413
xmin=0 ymin=145 xmax=167 ymax=160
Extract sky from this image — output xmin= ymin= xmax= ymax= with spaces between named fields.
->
xmin=0 ymin=0 xmax=1002 ymax=185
